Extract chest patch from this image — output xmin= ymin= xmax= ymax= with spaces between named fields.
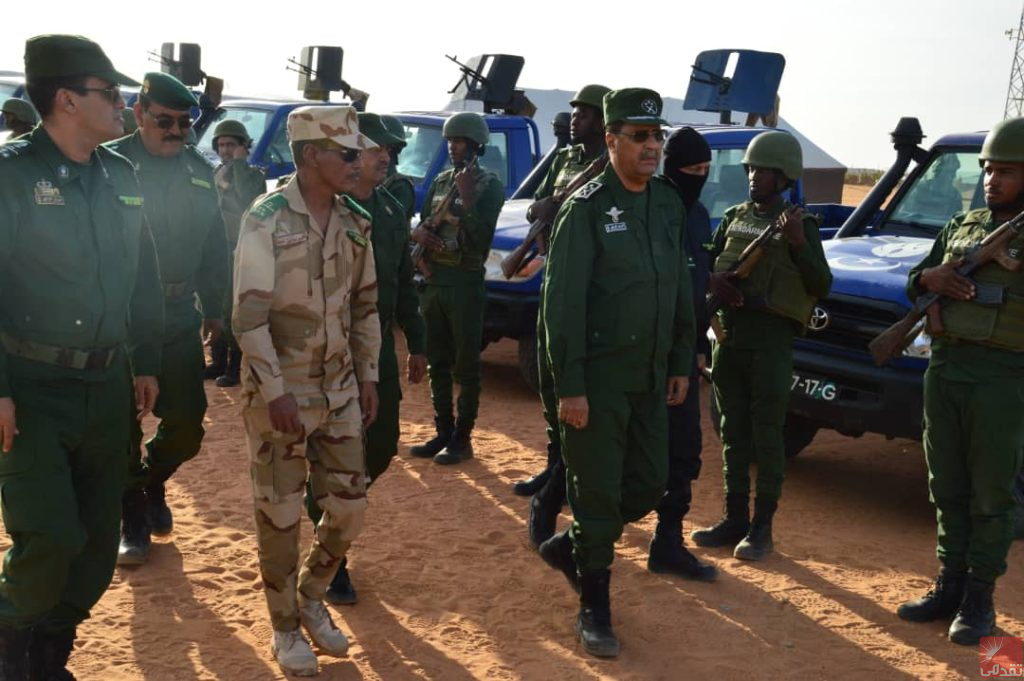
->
xmin=273 ymin=232 xmax=307 ymax=248
xmin=118 ymin=195 xmax=144 ymax=207
xmin=606 ymin=207 xmax=624 ymax=222
xmin=34 ymin=180 xmax=64 ymax=206
xmin=190 ymin=177 xmax=213 ymax=190
xmin=604 ymin=222 xmax=628 ymax=234
xmin=347 ymin=229 xmax=369 ymax=248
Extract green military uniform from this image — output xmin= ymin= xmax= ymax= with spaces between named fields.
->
xmin=107 ymin=116 xmax=228 ymax=489
xmin=710 ymin=200 xmax=832 ymax=501
xmin=383 ymin=170 xmax=416 ymax=222
xmin=907 ymin=207 xmax=1024 ymax=582
xmin=0 ymin=126 xmax=163 ymax=628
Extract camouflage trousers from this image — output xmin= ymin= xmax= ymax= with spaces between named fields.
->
xmin=243 ymin=398 xmax=367 ymax=632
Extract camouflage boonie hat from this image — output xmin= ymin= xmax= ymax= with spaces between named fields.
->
xmin=570 ymin=84 xmax=611 ymax=111
xmin=141 ymin=72 xmax=198 ymax=110
xmin=287 ymin=105 xmax=376 ymax=150
xmin=603 ymin=88 xmax=665 ymax=126
xmin=24 ymin=34 xmax=139 ymax=86
xmin=357 ymin=113 xmax=404 ymax=147
xmin=2 ymin=98 xmax=39 ymax=125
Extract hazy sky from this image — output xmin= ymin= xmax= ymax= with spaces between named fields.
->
xmin=2 ymin=0 xmax=1019 ymax=168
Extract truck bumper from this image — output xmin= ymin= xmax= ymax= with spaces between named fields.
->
xmin=483 ymin=289 xmax=539 ymax=345
xmin=789 ymin=347 xmax=923 ymax=441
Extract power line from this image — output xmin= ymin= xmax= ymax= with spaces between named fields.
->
xmin=1005 ymin=2 xmax=1024 ymax=118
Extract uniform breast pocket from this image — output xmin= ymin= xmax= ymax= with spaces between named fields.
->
xmin=19 ymin=207 xmax=85 ymax=275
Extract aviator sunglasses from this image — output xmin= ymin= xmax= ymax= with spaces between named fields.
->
xmin=146 ymin=110 xmax=193 ymax=131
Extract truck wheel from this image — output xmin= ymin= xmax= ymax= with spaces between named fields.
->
xmin=707 ymin=398 xmax=818 ymax=459
xmin=518 ymin=333 xmax=540 ymax=393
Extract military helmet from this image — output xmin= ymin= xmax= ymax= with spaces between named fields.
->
xmin=979 ymin=117 xmax=1024 ymax=165
xmin=742 ymin=131 xmax=803 ymax=181
xmin=381 ymin=114 xmax=407 ymax=148
xmin=212 ymin=119 xmax=251 ymax=147
xmin=443 ymin=112 xmax=489 ymax=146
xmin=570 ymin=84 xmax=611 ymax=112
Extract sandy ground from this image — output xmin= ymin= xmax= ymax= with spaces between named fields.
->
xmin=10 ymin=184 xmax=1023 ymax=680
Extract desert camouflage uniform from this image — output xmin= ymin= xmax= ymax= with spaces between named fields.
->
xmin=233 ymin=175 xmax=381 ymax=632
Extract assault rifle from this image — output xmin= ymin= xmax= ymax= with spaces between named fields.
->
xmin=499 ymin=154 xmax=608 ymax=279
xmin=868 ymin=208 xmax=1024 ymax=366
xmin=411 ymin=156 xmax=479 ymax=277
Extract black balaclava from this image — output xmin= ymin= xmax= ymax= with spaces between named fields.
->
xmin=664 ymin=126 xmax=712 ymax=208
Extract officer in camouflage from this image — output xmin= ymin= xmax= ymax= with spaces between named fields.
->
xmin=2 ymin=98 xmax=39 ymax=138
xmin=0 ymin=34 xmax=162 ymax=677
xmin=234 ymin=105 xmax=381 ymax=677
xmin=515 ymin=84 xmax=610 ymax=511
xmin=208 ymin=118 xmax=266 ymax=388
xmin=897 ymin=118 xmax=1024 ymax=645
xmin=380 ymin=114 xmax=417 ymax=221
xmin=409 ymin=112 xmax=505 ymax=465
xmin=692 ymin=131 xmax=832 ymax=561
xmin=305 ymin=112 xmax=427 ymax=607
xmin=539 ymin=88 xmax=695 ymax=658
xmin=108 ymin=72 xmax=230 ymax=566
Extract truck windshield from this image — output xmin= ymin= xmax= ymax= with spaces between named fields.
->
xmin=704 ymin=148 xmax=752 ymax=221
xmin=397 ymin=122 xmax=443 ymax=182
xmin=884 ymin=150 xmax=985 ymax=233
xmin=195 ymin=108 xmax=273 ymax=164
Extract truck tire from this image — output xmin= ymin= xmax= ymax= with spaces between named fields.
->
xmin=518 ymin=333 xmax=540 ymax=393
xmin=707 ymin=398 xmax=818 ymax=459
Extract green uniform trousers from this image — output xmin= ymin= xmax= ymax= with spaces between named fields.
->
xmin=0 ymin=358 xmax=130 ymax=631
xmin=127 ymin=328 xmax=207 ymax=489
xmin=563 ymin=389 xmax=668 ymax=570
xmin=923 ymin=369 xmax=1024 ymax=582
xmin=537 ymin=316 xmax=560 ymax=449
xmin=419 ymin=282 xmax=485 ymax=426
xmin=712 ymin=342 xmax=792 ymax=502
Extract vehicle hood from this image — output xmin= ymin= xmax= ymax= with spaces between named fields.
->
xmin=491 ymin=199 xmax=532 ymax=249
xmin=823 ymin=235 xmax=933 ymax=304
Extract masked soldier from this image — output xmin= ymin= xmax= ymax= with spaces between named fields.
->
xmin=380 ymin=114 xmax=416 ymax=221
xmin=208 ymin=119 xmax=266 ymax=387
xmin=0 ymin=34 xmax=162 ymax=677
xmin=898 ymin=118 xmax=1024 ymax=645
xmin=108 ymin=72 xmax=230 ymax=565
xmin=539 ymin=88 xmax=695 ymax=658
xmin=234 ymin=105 xmax=380 ymax=676
xmin=2 ymin=98 xmax=39 ymax=138
xmin=692 ymin=131 xmax=832 ymax=561
xmin=409 ymin=112 xmax=505 ymax=465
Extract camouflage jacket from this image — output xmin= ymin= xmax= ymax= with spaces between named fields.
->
xmin=233 ymin=175 xmax=381 ymax=411
xmin=215 ymin=159 xmax=266 ymax=246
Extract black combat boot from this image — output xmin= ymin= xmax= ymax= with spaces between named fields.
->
xmin=539 ymin=529 xmax=580 ymax=593
xmin=734 ymin=498 xmax=777 ymax=561
xmin=897 ymin=567 xmax=967 ymax=622
xmin=203 ymin=338 xmax=227 ymax=380
xmin=0 ymin=626 xmax=31 ymax=681
xmin=691 ymin=492 xmax=750 ymax=548
xmin=215 ymin=347 xmax=242 ymax=388
xmin=325 ymin=557 xmax=357 ymax=606
xmin=29 ymin=627 xmax=76 ymax=681
xmin=513 ymin=440 xmax=560 ymax=496
xmin=647 ymin=514 xmax=718 ymax=581
xmin=434 ymin=420 xmax=473 ymax=465
xmin=576 ymin=569 xmax=619 ymax=658
xmin=410 ymin=417 xmax=454 ymax=459
xmin=145 ymin=476 xmax=173 ymax=536
xmin=117 ymin=489 xmax=151 ymax=566
xmin=528 ymin=460 xmax=566 ymax=548
xmin=948 ymin=576 xmax=996 ymax=645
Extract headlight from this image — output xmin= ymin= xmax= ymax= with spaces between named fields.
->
xmin=484 ymin=249 xmax=545 ymax=282
xmin=902 ymin=331 xmax=932 ymax=359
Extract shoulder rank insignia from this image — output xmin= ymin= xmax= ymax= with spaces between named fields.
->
xmin=342 ymin=195 xmax=372 ymax=221
xmin=249 ymin=192 xmax=287 ymax=220
xmin=573 ymin=180 xmax=603 ymax=201
xmin=0 ymin=140 xmax=30 ymax=159
xmin=346 ymin=229 xmax=369 ymax=248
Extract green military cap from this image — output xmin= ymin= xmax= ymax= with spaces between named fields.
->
xmin=24 ymin=35 xmax=139 ymax=86
xmin=140 ymin=71 xmax=198 ymax=110
xmin=2 ymin=98 xmax=39 ymax=125
xmin=357 ymin=113 xmax=404 ymax=147
xmin=570 ymin=84 xmax=611 ymax=111
xmin=381 ymin=115 xmax=408 ymax=147
xmin=603 ymin=88 xmax=665 ymax=126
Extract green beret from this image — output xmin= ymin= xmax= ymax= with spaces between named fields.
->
xmin=381 ymin=115 xmax=408 ymax=148
xmin=603 ymin=88 xmax=665 ymax=126
xmin=140 ymin=72 xmax=198 ymax=110
xmin=24 ymin=34 xmax=139 ymax=86
xmin=357 ymin=113 xmax=404 ymax=147
xmin=570 ymin=84 xmax=611 ymax=111
xmin=2 ymin=99 xmax=39 ymax=125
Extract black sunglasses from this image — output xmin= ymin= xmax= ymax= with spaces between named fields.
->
xmin=74 ymin=85 xmax=121 ymax=105
xmin=146 ymin=110 xmax=193 ymax=131
xmin=320 ymin=146 xmax=361 ymax=163
xmin=613 ymin=129 xmax=666 ymax=144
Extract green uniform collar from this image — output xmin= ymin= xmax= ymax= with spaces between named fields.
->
xmin=30 ymin=125 xmax=107 ymax=189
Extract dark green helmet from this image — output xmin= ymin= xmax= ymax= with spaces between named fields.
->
xmin=381 ymin=115 xmax=407 ymax=148
xmin=980 ymin=117 xmax=1024 ymax=165
xmin=443 ymin=112 xmax=489 ymax=146
xmin=212 ymin=119 xmax=251 ymax=147
xmin=570 ymin=84 xmax=611 ymax=111
xmin=742 ymin=131 xmax=803 ymax=181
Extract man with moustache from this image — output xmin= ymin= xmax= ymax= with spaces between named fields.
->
xmin=234 ymin=105 xmax=380 ymax=676
xmin=0 ymin=35 xmax=162 ymax=676
xmin=898 ymin=118 xmax=1024 ymax=645
xmin=539 ymin=88 xmax=695 ymax=657
xmin=304 ymin=113 xmax=427 ymax=606
xmin=108 ymin=72 xmax=229 ymax=566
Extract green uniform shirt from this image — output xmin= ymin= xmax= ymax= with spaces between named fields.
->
xmin=420 ymin=165 xmax=504 ymax=286
xmin=711 ymin=200 xmax=832 ymax=349
xmin=0 ymin=127 xmax=164 ymax=394
xmin=908 ymin=209 xmax=1024 ymax=381
xmin=543 ymin=166 xmax=696 ymax=398
xmin=383 ymin=169 xmax=416 ymax=222
xmin=215 ymin=159 xmax=266 ymax=246
xmin=534 ymin=144 xmax=603 ymax=202
xmin=107 ymin=132 xmax=229 ymax=334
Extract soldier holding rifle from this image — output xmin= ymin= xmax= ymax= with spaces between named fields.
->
xmin=896 ymin=118 xmax=1024 ymax=646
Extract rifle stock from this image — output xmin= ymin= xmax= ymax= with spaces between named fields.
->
xmin=411 ymin=157 xmax=478 ymax=275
